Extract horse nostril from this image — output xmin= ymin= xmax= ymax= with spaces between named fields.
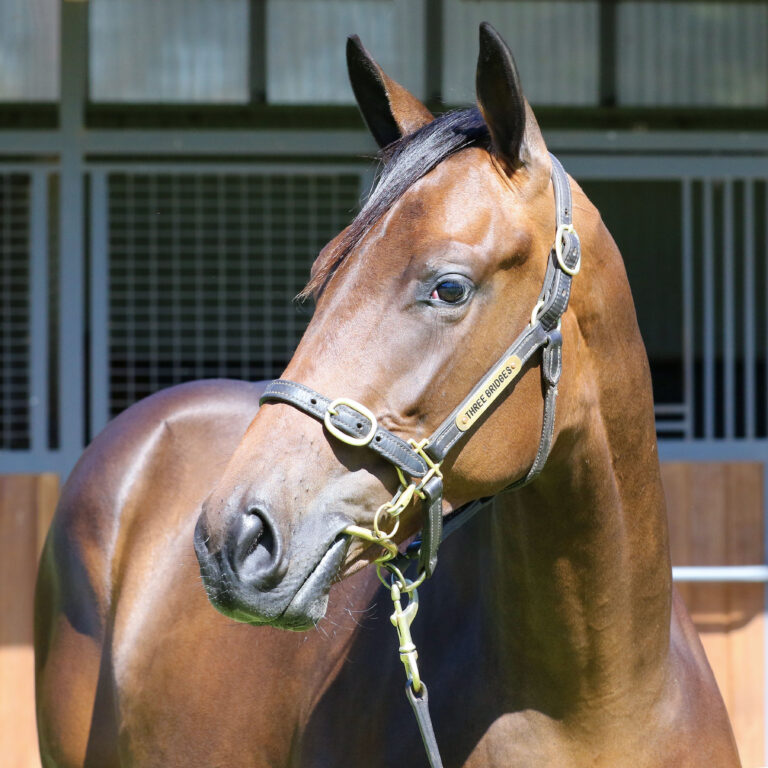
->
xmin=227 ymin=506 xmax=283 ymax=588
xmin=247 ymin=515 xmax=274 ymax=557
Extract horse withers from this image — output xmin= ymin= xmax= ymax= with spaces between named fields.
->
xmin=36 ymin=24 xmax=741 ymax=767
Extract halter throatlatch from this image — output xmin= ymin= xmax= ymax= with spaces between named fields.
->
xmin=259 ymin=154 xmax=580 ymax=768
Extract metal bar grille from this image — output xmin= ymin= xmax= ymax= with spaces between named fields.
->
xmin=29 ymin=170 xmax=49 ymax=455
xmin=682 ymin=179 xmax=694 ymax=439
xmin=702 ymin=179 xmax=716 ymax=439
xmin=687 ymin=178 xmax=768 ymax=439
xmin=2 ymin=154 xmax=768 ymax=460
xmin=578 ymin=173 xmax=768 ymax=440
xmin=0 ymin=173 xmax=31 ymax=450
xmin=723 ymin=180 xmax=735 ymax=438
xmin=745 ymin=182 xmax=756 ymax=439
xmin=106 ymin=170 xmax=361 ymax=419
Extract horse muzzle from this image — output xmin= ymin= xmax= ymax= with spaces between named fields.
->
xmin=194 ymin=503 xmax=350 ymax=631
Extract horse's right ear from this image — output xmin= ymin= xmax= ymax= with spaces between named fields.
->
xmin=475 ymin=22 xmax=548 ymax=176
xmin=346 ymin=35 xmax=434 ymax=148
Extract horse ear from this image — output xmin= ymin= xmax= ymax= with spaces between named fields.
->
xmin=475 ymin=22 xmax=547 ymax=174
xmin=346 ymin=35 xmax=434 ymax=148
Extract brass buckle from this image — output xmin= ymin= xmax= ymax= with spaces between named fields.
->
xmin=555 ymin=223 xmax=580 ymax=276
xmin=324 ymin=397 xmax=378 ymax=447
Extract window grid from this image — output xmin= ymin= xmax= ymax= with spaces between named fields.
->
xmin=107 ymin=171 xmax=360 ymax=417
xmin=0 ymin=173 xmax=31 ymax=449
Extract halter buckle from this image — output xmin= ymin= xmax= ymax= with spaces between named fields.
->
xmin=324 ymin=397 xmax=378 ymax=446
xmin=555 ymin=223 xmax=580 ymax=276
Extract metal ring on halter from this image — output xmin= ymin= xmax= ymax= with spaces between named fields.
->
xmin=373 ymin=499 xmax=402 ymax=539
xmin=555 ymin=223 xmax=580 ymax=276
xmin=323 ymin=397 xmax=378 ymax=446
xmin=530 ymin=299 xmax=545 ymax=326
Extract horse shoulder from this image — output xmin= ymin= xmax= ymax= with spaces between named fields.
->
xmin=35 ymin=378 xmax=264 ymax=767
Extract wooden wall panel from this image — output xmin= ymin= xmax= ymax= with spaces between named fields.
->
xmin=0 ymin=474 xmax=58 ymax=768
xmin=0 ymin=467 xmax=765 ymax=766
xmin=662 ymin=462 xmax=765 ymax=768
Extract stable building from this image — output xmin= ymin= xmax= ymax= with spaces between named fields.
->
xmin=1 ymin=1 xmax=767 ymax=764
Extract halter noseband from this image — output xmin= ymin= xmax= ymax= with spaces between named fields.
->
xmin=260 ymin=153 xmax=580 ymax=579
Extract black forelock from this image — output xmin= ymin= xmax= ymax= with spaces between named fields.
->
xmin=301 ymin=107 xmax=491 ymax=297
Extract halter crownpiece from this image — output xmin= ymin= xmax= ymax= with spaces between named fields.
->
xmin=259 ymin=153 xmax=580 ymax=768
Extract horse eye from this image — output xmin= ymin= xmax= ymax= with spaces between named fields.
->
xmin=430 ymin=280 xmax=467 ymax=304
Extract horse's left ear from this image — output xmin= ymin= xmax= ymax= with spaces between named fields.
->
xmin=347 ymin=35 xmax=434 ymax=148
xmin=475 ymin=22 xmax=548 ymax=176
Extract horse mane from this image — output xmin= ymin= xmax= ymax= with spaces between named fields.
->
xmin=300 ymin=107 xmax=491 ymax=298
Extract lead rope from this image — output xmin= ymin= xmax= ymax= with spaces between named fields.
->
xmin=260 ymin=154 xmax=579 ymax=768
xmin=343 ymin=442 xmax=445 ymax=766
xmin=347 ymin=504 xmax=444 ymax=767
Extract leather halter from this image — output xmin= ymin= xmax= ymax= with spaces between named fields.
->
xmin=261 ymin=154 xmax=579 ymax=768
xmin=260 ymin=153 xmax=580 ymax=579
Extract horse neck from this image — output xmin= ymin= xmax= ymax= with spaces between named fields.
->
xmin=477 ymin=210 xmax=673 ymax=721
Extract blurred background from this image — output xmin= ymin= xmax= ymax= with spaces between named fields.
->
xmin=0 ymin=1 xmax=767 ymax=765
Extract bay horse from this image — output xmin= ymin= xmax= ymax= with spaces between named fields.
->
xmin=36 ymin=25 xmax=741 ymax=767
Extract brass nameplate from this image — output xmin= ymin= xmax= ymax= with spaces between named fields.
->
xmin=455 ymin=355 xmax=522 ymax=432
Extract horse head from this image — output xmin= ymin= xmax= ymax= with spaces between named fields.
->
xmin=195 ymin=24 xmax=586 ymax=630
